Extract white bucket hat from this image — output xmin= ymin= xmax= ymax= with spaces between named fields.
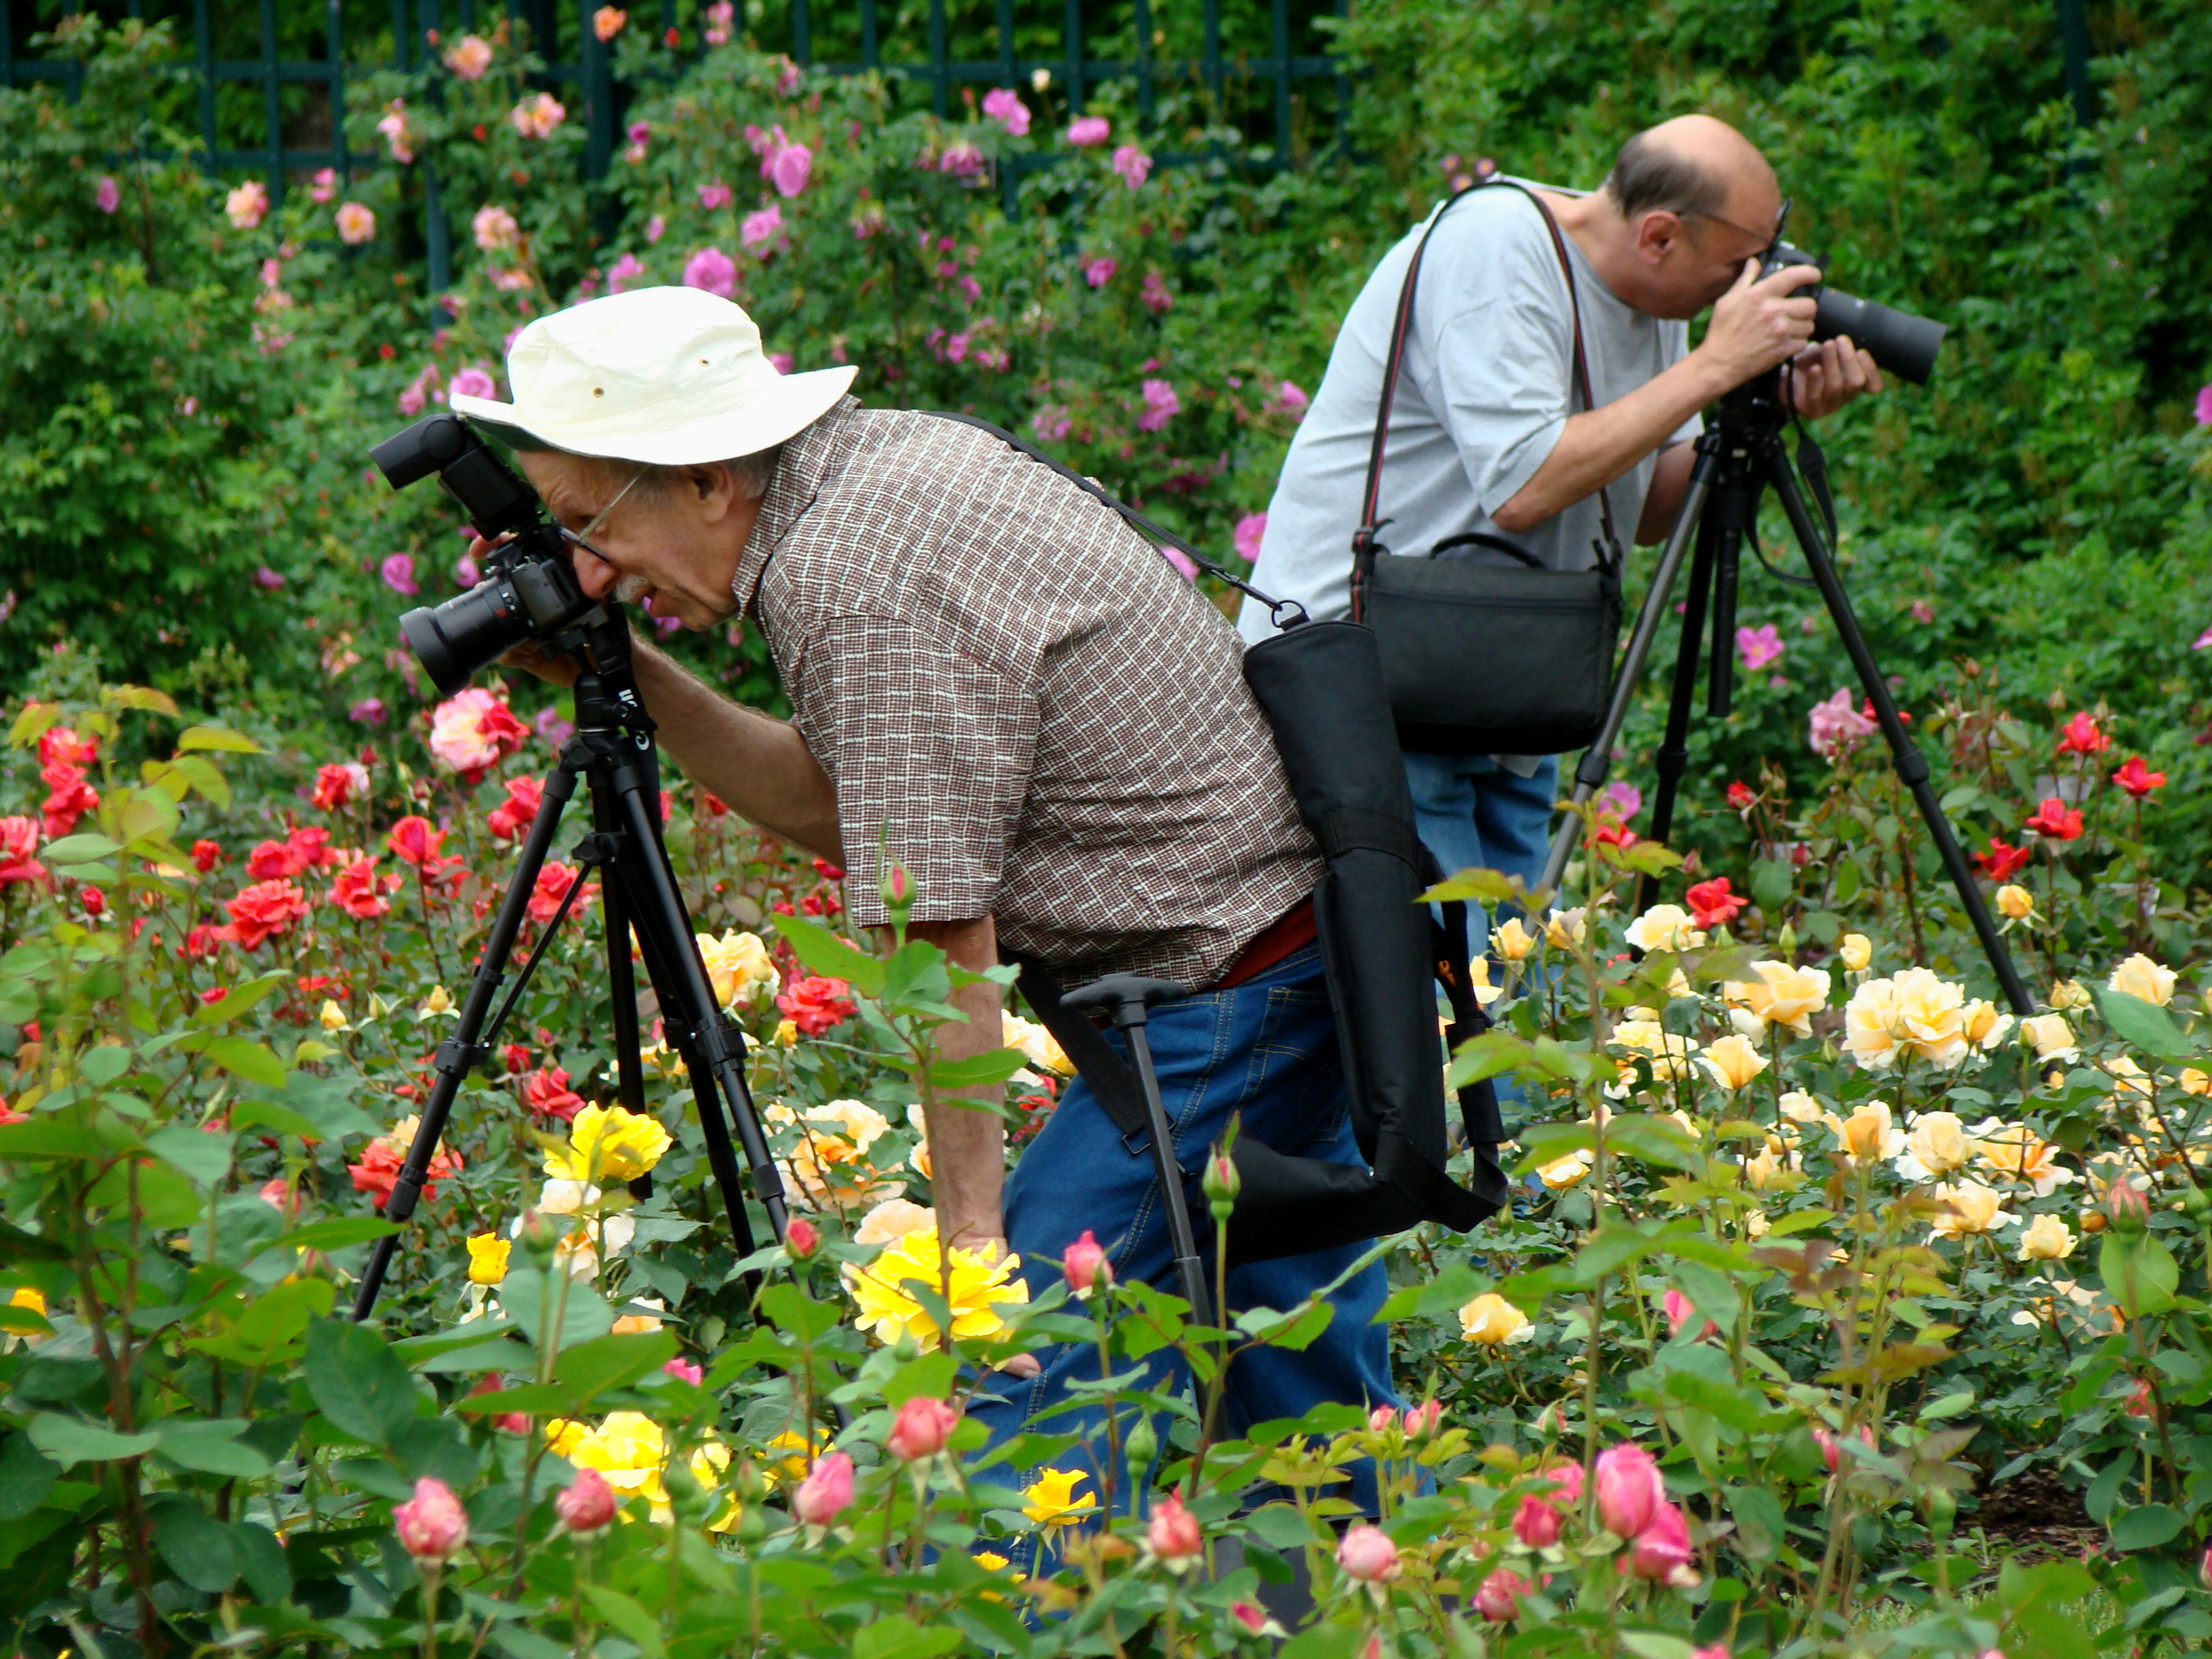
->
xmin=448 ymin=285 xmax=857 ymax=464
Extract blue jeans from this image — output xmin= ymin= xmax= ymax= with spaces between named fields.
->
xmin=970 ymin=942 xmax=1401 ymax=1521
xmin=1402 ymin=752 xmax=1559 ymax=1124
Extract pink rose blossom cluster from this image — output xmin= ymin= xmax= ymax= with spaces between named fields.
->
xmin=396 ymin=363 xmax=443 ymax=417
xmin=449 ymin=365 xmax=497 ymax=402
xmin=1808 ymin=685 xmax=1877 ymax=759
xmin=377 ymin=100 xmax=414 ymax=163
xmin=741 ymin=205 xmax=783 ymax=253
xmin=224 ymin=180 xmax=268 ymax=230
xmin=1141 ymin=270 xmax=1172 ymax=314
xmin=1032 ymin=405 xmax=1073 ymax=443
xmin=1067 ymin=115 xmax=1110 ymax=146
xmin=309 ymin=167 xmax=336 ymax=203
xmin=1083 ymin=256 xmax=1117 ymax=288
xmin=698 ymin=179 xmax=733 ymax=211
xmin=745 ymin=123 xmax=813 ymax=197
xmin=592 ymin=5 xmax=626 ymax=41
xmin=1735 ymin=621 xmax=1783 ymax=672
xmin=442 ymin=32 xmax=493 ymax=78
xmin=473 ymin=204 xmax=520 ymax=252
xmin=1136 ymin=377 xmax=1181 ymax=433
xmin=335 ymin=201 xmax=376 ymax=245
xmin=95 ymin=175 xmax=119 ymax=213
xmin=511 ymin=92 xmax=566 ymax=140
xmin=981 ymin=86 xmax=1030 ymax=136
xmin=1233 ymin=512 xmax=1267 ymax=562
xmin=606 ymin=251 xmax=648 ymax=293
xmin=1112 ymin=144 xmax=1151 ymax=189
xmin=428 ymin=687 xmax=531 ymax=782
xmin=939 ymin=141 xmax=985 ymax=178
xmin=701 ymin=0 xmax=733 ymax=45
xmin=683 ymin=247 xmax=737 ymax=298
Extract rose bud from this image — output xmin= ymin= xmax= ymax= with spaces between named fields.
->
xmin=1403 ymin=1399 xmax=1442 ymax=1439
xmin=555 ymin=1467 xmax=617 ymax=1534
xmin=1335 ymin=1522 xmax=1401 ymax=1583
xmin=662 ymin=1357 xmax=704 ymax=1385
xmin=784 ymin=1216 xmax=819 ymax=1258
xmin=1368 ymin=1404 xmax=1399 ymax=1435
xmin=792 ymin=1450 xmax=854 ymax=1527
xmin=886 ymin=1395 xmax=960 ymax=1462
xmin=1063 ymin=1228 xmax=1111 ymax=1294
xmin=1474 ymin=1566 xmax=1530 ymax=1622
xmin=1626 ymin=1500 xmax=1696 ymax=1584
xmin=394 ymin=1476 xmax=470 ymax=1561
xmin=1512 ymin=1493 xmax=1563 ymax=1549
xmin=1594 ymin=1442 xmax=1666 ymax=1539
xmin=1147 ymin=1487 xmax=1202 ymax=1561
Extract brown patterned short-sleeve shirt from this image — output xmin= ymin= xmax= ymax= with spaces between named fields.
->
xmin=729 ymin=398 xmax=1322 ymax=987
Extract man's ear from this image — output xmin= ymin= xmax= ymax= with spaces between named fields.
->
xmin=689 ymin=461 xmax=741 ymax=520
xmin=1633 ymin=209 xmax=1686 ymax=266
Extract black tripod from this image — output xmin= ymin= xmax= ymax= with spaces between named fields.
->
xmin=1536 ymin=369 xmax=2033 ymax=1017
xmin=350 ymin=609 xmax=792 ymax=1322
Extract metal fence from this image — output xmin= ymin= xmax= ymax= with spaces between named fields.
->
xmin=0 ymin=0 xmax=1351 ymax=192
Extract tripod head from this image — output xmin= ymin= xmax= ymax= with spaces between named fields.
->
xmin=1712 ymin=366 xmax=1795 ymax=436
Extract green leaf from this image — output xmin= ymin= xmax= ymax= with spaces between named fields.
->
xmin=1620 ymin=1637 xmax=1696 ymax=1659
xmin=148 ymin=1495 xmax=239 ymax=1593
xmin=175 ymin=724 xmax=262 ymax=755
xmin=1279 ymin=1630 xmax=1364 ymax=1659
xmin=200 ymin=1035 xmax=288 ymax=1088
xmin=0 ymin=1435 xmax=59 ymax=1519
xmin=2095 ymin=989 xmax=2196 ymax=1061
xmin=2110 ymin=1502 xmax=2186 ymax=1551
xmin=1749 ymin=858 xmax=1795 ymax=913
xmin=26 ymin=1414 xmax=159 ymax=1465
xmin=584 ymin=1586 xmax=666 ymax=1659
xmin=1418 ymin=867 xmax=1517 ymax=906
xmin=498 ymin=1268 xmax=615 ymax=1353
xmin=885 ymin=1352 xmax=960 ymax=1408
xmin=920 ymin=1047 xmax=1031 ymax=1089
xmin=144 ymin=1123 xmax=232 ymax=1189
xmin=767 ymin=910 xmax=885 ymax=997
xmin=255 ymin=1216 xmax=402 ymax=1258
xmin=2101 ymin=1233 xmax=2179 ymax=1319
xmin=39 ymin=834 xmax=122 ymax=867
xmin=156 ymin=1420 xmax=271 ymax=1478
xmin=851 ymin=1614 xmax=961 ymax=1659
xmin=1376 ymin=1261 xmax=1483 ymax=1323
xmin=758 ymin=1282 xmax=844 ymax=1342
xmin=231 ymin=1520 xmax=291 ymax=1604
xmin=552 ymin=1331 xmax=679 ymax=1405
xmin=303 ymin=1319 xmax=419 ymax=1446
xmin=190 ymin=970 xmax=288 ymax=1027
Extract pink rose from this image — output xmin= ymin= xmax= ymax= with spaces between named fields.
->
xmin=939 ymin=142 xmax=985 ymax=178
xmin=1111 ymin=144 xmax=1151 ymax=188
xmin=741 ymin=205 xmax=783 ymax=252
xmin=448 ymin=365 xmax=495 ymax=401
xmin=1083 ymin=256 xmax=1117 ymax=287
xmin=1031 ymin=405 xmax=1072 ymax=443
xmin=377 ymin=100 xmax=415 ymax=163
xmin=607 ymin=251 xmax=647 ymax=293
xmin=792 ymin=1451 xmax=854 ymax=1526
xmin=768 ymin=352 xmax=795 ymax=374
xmin=1735 ymin=621 xmax=1783 ymax=672
xmin=1626 ymin=1499 xmax=1696 ymax=1584
xmin=554 ymin=1467 xmax=617 ymax=1534
xmin=784 ymin=1216 xmax=819 ymax=1256
xmin=428 ymin=687 xmax=530 ymax=780
xmin=592 ymin=6 xmax=627 ymax=41
xmin=1335 ymin=1523 xmax=1399 ymax=1582
xmin=1662 ymin=1286 xmax=1717 ymax=1339
xmin=1594 ymin=1441 xmax=1665 ymax=1538
xmin=698 ymin=180 xmax=733 ymax=210
xmin=1475 ymin=1566 xmax=1530 ymax=1622
xmin=380 ymin=552 xmax=417 ymax=596
xmin=1275 ymin=378 xmax=1309 ymax=414
xmin=683 ymin=247 xmax=737 ymax=297
xmin=510 ymin=93 xmax=565 ymax=140
xmin=1067 ymin=115 xmax=1110 ymax=146
xmin=1062 ymin=1228 xmax=1111 ymax=1294
xmin=473 ymin=205 xmax=520 ymax=251
xmin=662 ymin=1357 xmax=703 ymax=1385
xmin=1513 ymin=1492 xmax=1563 ymax=1548
xmin=224 ymin=180 xmax=269 ymax=230
xmin=2196 ymin=384 xmax=2212 ymax=426
xmin=1233 ymin=512 xmax=1267 ymax=562
xmin=443 ymin=33 xmax=493 ymax=79
xmin=886 ymin=1395 xmax=960 ymax=1462
xmin=1147 ymin=1488 xmax=1202 ymax=1561
xmin=769 ymin=143 xmax=813 ymax=197
xmin=1807 ymin=685 xmax=1877 ymax=759
xmin=702 ymin=0 xmax=732 ymax=45
xmin=95 ymin=175 xmax=119 ymax=213
xmin=1141 ymin=270 xmax=1172 ymax=314
xmin=1136 ymin=377 xmax=1180 ymax=433
xmin=335 ymin=202 xmax=377 ymax=245
xmin=981 ymin=87 xmax=1031 ymax=136
xmin=393 ymin=1477 xmax=468 ymax=1561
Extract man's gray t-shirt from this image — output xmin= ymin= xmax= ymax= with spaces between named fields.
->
xmin=1236 ymin=182 xmax=1700 ymax=678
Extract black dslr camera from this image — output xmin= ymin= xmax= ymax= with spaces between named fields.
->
xmin=370 ymin=414 xmax=600 ymax=695
xmin=1758 ymin=239 xmax=1947 ymax=385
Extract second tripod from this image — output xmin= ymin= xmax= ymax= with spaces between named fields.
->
xmin=1537 ymin=369 xmax=2033 ymax=1017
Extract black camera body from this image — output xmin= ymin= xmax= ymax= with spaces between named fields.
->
xmin=1758 ymin=240 xmax=1947 ymax=386
xmin=370 ymin=415 xmax=603 ymax=695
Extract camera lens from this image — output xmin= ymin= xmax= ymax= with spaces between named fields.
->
xmin=1813 ymin=290 xmax=1947 ymax=386
xmin=400 ymin=578 xmax=531 ymax=697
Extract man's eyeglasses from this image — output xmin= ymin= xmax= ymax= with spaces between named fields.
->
xmin=558 ymin=468 xmax=643 ymax=566
xmin=1689 ymin=194 xmax=1793 ymax=255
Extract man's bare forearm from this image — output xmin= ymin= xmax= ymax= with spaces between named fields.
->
xmin=627 ymin=638 xmax=845 ymax=863
xmin=1494 ymin=352 xmax=1731 ymax=534
xmin=907 ymin=916 xmax=1007 ymax=1254
xmin=1635 ymin=441 xmax=1698 ymax=546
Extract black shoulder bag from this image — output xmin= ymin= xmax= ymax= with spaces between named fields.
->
xmin=1349 ymin=182 xmax=1625 ymax=757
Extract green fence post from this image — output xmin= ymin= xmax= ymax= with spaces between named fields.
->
xmin=860 ymin=0 xmax=878 ymax=69
xmin=926 ymin=0 xmax=947 ymax=118
xmin=195 ymin=0 xmax=218 ymax=173
xmin=792 ymin=0 xmax=810 ymax=67
xmin=581 ymin=0 xmax=613 ymax=176
xmin=261 ymin=0 xmax=285 ymax=204
xmin=1269 ymin=0 xmax=1289 ymax=163
xmin=328 ymin=0 xmax=348 ymax=182
xmin=1063 ymin=0 xmax=1083 ymax=115
xmin=1132 ymin=0 xmax=1153 ymax=129
xmin=2053 ymin=0 xmax=2094 ymax=125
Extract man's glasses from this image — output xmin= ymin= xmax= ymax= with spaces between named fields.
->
xmin=558 ymin=468 xmax=643 ymax=566
xmin=1689 ymin=194 xmax=1793 ymax=255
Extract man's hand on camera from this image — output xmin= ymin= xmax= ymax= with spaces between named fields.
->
xmin=1698 ymin=258 xmax=1821 ymax=388
xmin=464 ymin=531 xmax=584 ymax=688
xmin=1787 ymin=335 xmax=1885 ymax=419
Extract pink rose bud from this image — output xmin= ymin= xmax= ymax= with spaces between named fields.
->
xmin=1474 ymin=1566 xmax=1530 ymax=1622
xmin=1693 ymin=1647 xmax=1734 ymax=1659
xmin=1663 ymin=1286 xmax=1717 ymax=1338
xmin=1512 ymin=1492 xmax=1563 ymax=1548
xmin=394 ymin=1476 xmax=470 ymax=1560
xmin=662 ymin=1357 xmax=704 ymax=1385
xmin=1594 ymin=1442 xmax=1665 ymax=1539
xmin=1063 ymin=1228 xmax=1112 ymax=1294
xmin=792 ymin=1450 xmax=854 ymax=1525
xmin=1539 ymin=1460 xmax=1585 ymax=1508
xmin=555 ymin=1467 xmax=617 ymax=1534
xmin=1202 ymin=1149 xmax=1240 ymax=1206
xmin=1813 ymin=1425 xmax=1841 ymax=1473
xmin=2108 ymin=1182 xmax=2151 ymax=1228
xmin=1368 ymin=1404 xmax=1399 ymax=1435
xmin=785 ymin=1216 xmax=819 ymax=1257
xmin=2204 ymin=1538 xmax=2212 ymax=1594
xmin=1230 ymin=1601 xmax=1270 ymax=1633
xmin=1404 ymin=1399 xmax=1441 ymax=1439
xmin=1147 ymin=1487 xmax=1202 ymax=1560
xmin=1626 ymin=1500 xmax=1696 ymax=1584
xmin=886 ymin=1395 xmax=960 ymax=1462
xmin=1335 ymin=1522 xmax=1400 ymax=1582
xmin=495 ymin=1411 xmax=531 ymax=1435
xmin=880 ymin=859 xmax=911 ymax=914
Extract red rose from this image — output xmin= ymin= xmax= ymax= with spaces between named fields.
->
xmin=287 ymin=825 xmax=337 ymax=868
xmin=2112 ymin=756 xmax=2165 ymax=798
xmin=191 ymin=838 xmax=223 ymax=872
xmin=2023 ymin=797 xmax=2083 ymax=842
xmin=528 ymin=862 xmax=598 ymax=924
xmin=1685 ymin=876 xmax=1744 ymax=928
xmin=1725 ymin=781 xmax=1756 ymax=811
xmin=330 ymin=855 xmax=403 ymax=919
xmin=80 ymin=885 xmax=106 ymax=916
xmin=387 ymin=815 xmax=449 ymax=866
xmin=700 ymin=791 xmax=729 ymax=818
xmin=224 ymin=879 xmax=310 ymax=949
xmin=182 ymin=923 xmax=225 ymax=960
xmin=501 ymin=1042 xmax=531 ymax=1073
xmin=2055 ymin=711 xmax=2110 ymax=756
xmin=40 ymin=761 xmax=98 ymax=838
xmin=1972 ymin=838 xmax=2031 ymax=881
xmin=777 ymin=975 xmax=856 ymax=1036
xmin=248 ymin=838 xmax=306 ymax=880
xmin=37 ymin=726 xmax=97 ymax=769
xmin=311 ymin=762 xmax=367 ymax=812
xmin=1593 ymin=823 xmax=1637 ymax=848
xmin=0 ymin=816 xmax=45 ymax=887
xmin=811 ymin=858 xmax=846 ymax=881
xmin=487 ymin=775 xmax=546 ymax=841
xmin=522 ymin=1067 xmax=583 ymax=1121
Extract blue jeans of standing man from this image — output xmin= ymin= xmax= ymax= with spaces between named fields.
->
xmin=1402 ymin=752 xmax=1559 ymax=1124
xmin=968 ymin=941 xmax=1402 ymax=1522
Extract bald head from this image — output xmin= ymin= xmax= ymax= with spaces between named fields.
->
xmin=1603 ymin=116 xmax=1778 ymax=234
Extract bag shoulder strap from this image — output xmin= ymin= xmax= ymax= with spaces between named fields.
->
xmin=1352 ymin=180 xmax=1624 ymax=602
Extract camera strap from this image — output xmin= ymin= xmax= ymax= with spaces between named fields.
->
xmin=1350 ymin=179 xmax=1623 ymax=621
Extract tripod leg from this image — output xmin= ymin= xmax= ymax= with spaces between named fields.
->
xmin=1639 ymin=517 xmax=1720 ymax=912
xmin=594 ymin=781 xmax=648 ymax=1115
xmin=1760 ymin=451 xmax=2034 ymax=1015
xmin=1537 ymin=445 xmax=1719 ymax=897
xmin=1122 ymin=1022 xmax=1212 ymax=1326
xmin=353 ymin=762 xmax=579 ymax=1321
xmin=1704 ymin=480 xmax=1751 ymax=720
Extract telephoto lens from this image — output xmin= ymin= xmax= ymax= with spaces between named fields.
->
xmin=1762 ymin=241 xmax=1947 ymax=384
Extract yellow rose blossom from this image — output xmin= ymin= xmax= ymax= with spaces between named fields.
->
xmin=1994 ymin=884 xmax=2036 ymax=921
xmin=2182 ymin=1069 xmax=2211 ymax=1097
xmin=1458 ymin=1292 xmax=1534 ymax=1345
xmin=1625 ymin=903 xmax=1705 ymax=954
xmin=1699 ymin=1033 xmax=1770 ymax=1091
xmin=1894 ymin=1111 xmax=1970 ymax=1181
xmin=1022 ymin=1468 xmax=1096 ymax=1528
xmin=2049 ymin=979 xmax=2093 ymax=1010
xmin=1969 ymin=1119 xmax=2078 ymax=1197
xmin=544 ymin=1104 xmax=673 ymax=1184
xmin=546 ymin=1412 xmax=737 ymax=1529
xmin=1536 ymin=1149 xmax=1594 ymax=1189
xmin=1837 ymin=933 xmax=1872 ymax=972
xmin=1928 ymin=1179 xmax=2013 ymax=1241
xmin=1837 ymin=1101 xmax=1905 ymax=1163
xmin=2103 ymin=1056 xmax=2152 ymax=1099
xmin=419 ymin=985 xmax=454 ymax=1015
xmin=1607 ymin=1021 xmax=1701 ymax=1092
xmin=842 ymin=1225 xmax=1029 ymax=1350
xmin=2108 ymin=954 xmax=2177 ymax=1006
xmin=775 ymin=1097 xmax=903 ymax=1211
xmin=773 ymin=1018 xmax=800 ymax=1048
xmin=1742 ymin=1144 xmax=1796 ymax=1191
xmin=319 ymin=999 xmax=349 ymax=1031
xmin=694 ymin=928 xmax=780 ymax=1010
xmin=1492 ymin=916 xmax=1536 ymax=962
xmin=1961 ymin=1000 xmax=2014 ymax=1052
xmin=1778 ymin=1090 xmax=1828 ymax=1127
xmin=466 ymin=1233 xmax=511 ymax=1286
xmin=9 ymin=1287 xmax=47 ymax=1318
xmin=1843 ymin=968 xmax=1969 ymax=1071
xmin=1002 ymin=1013 xmax=1072 ymax=1076
xmin=1742 ymin=1207 xmax=1771 ymax=1240
xmin=2020 ymin=1013 xmax=2079 ymax=1064
xmin=1469 ymin=956 xmax=1504 ymax=1007
xmin=1723 ymin=960 xmax=1832 ymax=1037
xmin=854 ymin=1197 xmax=935 ymax=1247
xmin=1544 ymin=907 xmax=1587 ymax=950
xmin=2018 ymin=1213 xmax=2077 ymax=1262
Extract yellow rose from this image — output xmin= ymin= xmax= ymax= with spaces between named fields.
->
xmin=1742 ymin=1207 xmax=1770 ymax=1240
xmin=1897 ymin=1111 xmax=1970 ymax=1180
xmin=842 ymin=1225 xmax=1029 ymax=1350
xmin=1458 ymin=1292 xmax=1534 ymax=1345
xmin=419 ymin=985 xmax=454 ymax=1015
xmin=1929 ymin=1179 xmax=2013 ymax=1240
xmin=1845 ymin=970 xmax=1969 ymax=1071
xmin=2020 ymin=1014 xmax=2078 ymax=1064
xmin=1002 ymin=1014 xmax=1072 ymax=1076
xmin=1838 ymin=1100 xmax=1904 ymax=1163
xmin=1699 ymin=1033 xmax=1770 ymax=1091
xmin=1970 ymin=1120 xmax=2078 ymax=1195
xmin=1994 ymin=884 xmax=2036 ymax=920
xmin=695 ymin=928 xmax=780 ymax=1010
xmin=773 ymin=1017 xmax=800 ymax=1048
xmin=1624 ymin=903 xmax=1706 ymax=954
xmin=1723 ymin=960 xmax=1832 ymax=1038
xmin=2049 ymin=979 xmax=2093 ymax=1010
xmin=1837 ymin=933 xmax=1872 ymax=972
xmin=2108 ymin=954 xmax=2176 ymax=1007
xmin=2017 ymin=1212 xmax=2076 ymax=1262
xmin=1778 ymin=1090 xmax=1827 ymax=1126
xmin=1544 ymin=907 xmax=1587 ymax=950
xmin=466 ymin=1233 xmax=511 ymax=1285
xmin=544 ymin=1104 xmax=674 ymax=1184
xmin=319 ymin=999 xmax=349 ymax=1031
xmin=1608 ymin=1021 xmax=1701 ymax=1088
xmin=1492 ymin=917 xmax=1536 ymax=962
xmin=2104 ymin=1056 xmax=2152 ymax=1099
xmin=2182 ymin=1069 xmax=2211 ymax=1098
xmin=9 ymin=1287 xmax=47 ymax=1319
xmin=1022 ymin=1468 xmax=1095 ymax=1528
xmin=1961 ymin=1000 xmax=2013 ymax=1052
xmin=1536 ymin=1149 xmax=1593 ymax=1189
xmin=1842 ymin=977 xmax=1905 ymax=1069
xmin=1469 ymin=956 xmax=1504 ymax=1007
xmin=1742 ymin=1144 xmax=1795 ymax=1191
xmin=548 ymin=1412 xmax=736 ymax=1529
xmin=854 ymin=1197 xmax=935 ymax=1247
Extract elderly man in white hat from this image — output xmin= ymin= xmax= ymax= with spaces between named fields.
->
xmin=456 ymin=285 xmax=1409 ymax=1523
